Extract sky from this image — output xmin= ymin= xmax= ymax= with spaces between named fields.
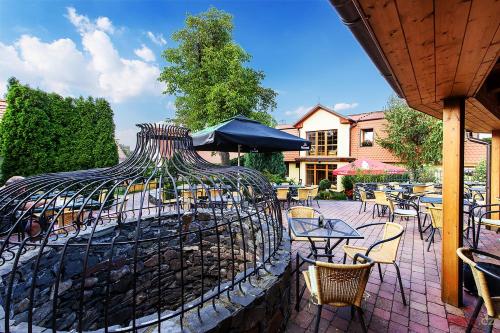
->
xmin=0 ymin=0 xmax=394 ymax=148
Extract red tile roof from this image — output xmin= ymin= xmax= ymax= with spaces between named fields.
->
xmin=348 ymin=111 xmax=385 ymax=122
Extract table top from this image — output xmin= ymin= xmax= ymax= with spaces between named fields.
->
xmin=383 ymin=188 xmax=407 ymax=193
xmin=469 ymin=186 xmax=486 ymax=192
xmin=420 ymin=196 xmax=473 ymax=206
xmin=289 ymin=218 xmax=363 ymax=240
xmin=33 ymin=198 xmax=102 ymax=213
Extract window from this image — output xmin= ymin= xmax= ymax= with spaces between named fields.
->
xmin=361 ymin=129 xmax=374 ymax=147
xmin=305 ymin=164 xmax=337 ymax=185
xmin=306 ymin=130 xmax=338 ymax=156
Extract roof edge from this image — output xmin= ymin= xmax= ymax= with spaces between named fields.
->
xmin=329 ymin=0 xmax=404 ymax=98
xmin=292 ymin=104 xmax=353 ymax=128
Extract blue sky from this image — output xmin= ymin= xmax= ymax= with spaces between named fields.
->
xmin=0 ymin=0 xmax=394 ymax=147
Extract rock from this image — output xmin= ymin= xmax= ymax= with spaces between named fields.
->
xmin=196 ymin=212 xmax=212 ymax=221
xmin=169 ymin=259 xmax=181 ymax=271
xmin=14 ymin=298 xmax=30 ymax=314
xmin=51 ymin=279 xmax=72 ymax=300
xmin=84 ymin=277 xmax=99 ymax=288
xmin=56 ymin=311 xmax=76 ymax=330
xmin=163 ymin=249 xmax=178 ymax=261
xmin=183 ymin=245 xmax=199 ymax=252
xmin=110 ymin=265 xmax=130 ymax=282
xmin=144 ymin=255 xmax=159 ymax=268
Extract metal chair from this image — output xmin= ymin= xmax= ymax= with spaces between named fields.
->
xmin=387 ymin=197 xmax=424 ymax=240
xmin=292 ymin=187 xmax=311 ymax=206
xmin=343 ymin=222 xmax=406 ymax=305
xmin=308 ymin=186 xmax=320 ymax=208
xmin=470 ymin=204 xmax=500 ymax=249
xmin=457 ymin=247 xmax=500 ymax=332
xmin=427 ymin=206 xmax=443 ymax=251
xmin=297 ymin=253 xmax=374 ymax=333
xmin=359 ymin=188 xmax=375 ymax=214
xmin=276 ymin=187 xmax=289 ymax=208
xmin=372 ymin=190 xmax=390 ymax=218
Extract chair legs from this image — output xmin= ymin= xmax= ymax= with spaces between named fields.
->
xmin=427 ymin=228 xmax=436 ymax=252
xmin=314 ymin=305 xmax=323 ymax=333
xmin=356 ymin=307 xmax=368 ymax=333
xmin=466 ymin=297 xmax=483 ymax=333
xmin=377 ymin=263 xmax=384 ymax=282
xmin=393 ymin=262 xmax=407 ymax=305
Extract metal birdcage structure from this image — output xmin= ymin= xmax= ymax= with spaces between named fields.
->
xmin=0 ymin=124 xmax=284 ymax=332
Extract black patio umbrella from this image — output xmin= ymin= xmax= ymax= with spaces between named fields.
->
xmin=191 ymin=115 xmax=311 ymax=156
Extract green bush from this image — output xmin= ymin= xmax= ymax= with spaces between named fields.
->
xmin=415 ymin=166 xmax=436 ymax=183
xmin=262 ymin=170 xmax=286 ymax=184
xmin=318 ymin=190 xmax=346 ymax=200
xmin=244 ymin=152 xmax=286 ymax=176
xmin=0 ymin=78 xmax=118 ymax=182
xmin=348 ymin=172 xmax=410 ymax=184
xmin=472 ymin=160 xmax=486 ymax=182
xmin=341 ymin=176 xmax=354 ymax=190
xmin=318 ymin=178 xmax=332 ymax=191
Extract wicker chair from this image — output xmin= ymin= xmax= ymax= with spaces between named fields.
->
xmin=292 ymin=187 xmax=311 ymax=206
xmin=276 ymin=188 xmax=289 ymax=208
xmin=287 ymin=206 xmax=324 ymax=242
xmin=308 ymin=186 xmax=320 ymax=208
xmin=470 ymin=204 xmax=500 ymax=249
xmin=297 ymin=253 xmax=374 ymax=333
xmin=387 ymin=197 xmax=423 ymax=240
xmin=457 ymin=248 xmax=500 ymax=332
xmin=343 ymin=222 xmax=406 ymax=305
xmin=359 ymin=188 xmax=375 ymax=214
xmin=372 ymin=190 xmax=391 ymax=218
xmin=426 ymin=206 xmax=443 ymax=252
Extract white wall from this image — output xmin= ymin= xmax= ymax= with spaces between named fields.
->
xmin=298 ymin=108 xmax=351 ymax=157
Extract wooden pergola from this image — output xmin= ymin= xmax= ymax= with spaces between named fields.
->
xmin=331 ymin=0 xmax=500 ymax=307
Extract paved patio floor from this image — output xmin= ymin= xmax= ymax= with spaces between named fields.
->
xmin=285 ymin=200 xmax=500 ymax=333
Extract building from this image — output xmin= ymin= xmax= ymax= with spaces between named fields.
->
xmin=279 ymin=104 xmax=488 ymax=188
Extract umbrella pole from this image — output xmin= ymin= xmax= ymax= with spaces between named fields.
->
xmin=237 ymin=145 xmax=241 ymax=191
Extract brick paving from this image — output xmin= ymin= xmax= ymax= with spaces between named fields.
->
xmin=285 ymin=200 xmax=500 ymax=333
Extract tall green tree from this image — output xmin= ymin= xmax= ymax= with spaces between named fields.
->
xmin=244 ymin=152 xmax=286 ymax=177
xmin=159 ymin=7 xmax=277 ymax=164
xmin=0 ymin=79 xmax=118 ymax=181
xmin=377 ymin=96 xmax=443 ymax=179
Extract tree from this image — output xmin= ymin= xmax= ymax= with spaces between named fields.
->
xmin=159 ymin=7 xmax=277 ymax=164
xmin=0 ymin=79 xmax=118 ymax=182
xmin=244 ymin=152 xmax=286 ymax=176
xmin=377 ymin=96 xmax=442 ymax=179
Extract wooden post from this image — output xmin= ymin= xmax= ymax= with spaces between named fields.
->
xmin=441 ymin=98 xmax=465 ymax=307
xmin=491 ymin=130 xmax=500 ymax=218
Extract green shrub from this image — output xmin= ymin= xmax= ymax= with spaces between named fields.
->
xmin=472 ymin=160 xmax=486 ymax=182
xmin=0 ymin=78 xmax=118 ymax=182
xmin=318 ymin=178 xmax=332 ymax=191
xmin=341 ymin=176 xmax=354 ymax=190
xmin=262 ymin=170 xmax=286 ymax=184
xmin=329 ymin=191 xmax=347 ymax=200
xmin=415 ymin=166 xmax=436 ymax=183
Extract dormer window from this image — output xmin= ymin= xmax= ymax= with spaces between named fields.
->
xmin=361 ymin=128 xmax=374 ymax=147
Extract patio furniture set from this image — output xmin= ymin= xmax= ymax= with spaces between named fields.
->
xmin=288 ymin=180 xmax=499 ymax=332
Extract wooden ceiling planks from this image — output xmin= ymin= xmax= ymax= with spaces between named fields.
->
xmin=357 ymin=0 xmax=422 ymax=105
xmin=395 ymin=0 xmax=435 ymax=105
xmin=452 ymin=0 xmax=500 ymax=97
xmin=434 ymin=0 xmax=471 ymax=100
xmin=468 ymin=26 xmax=500 ymax=97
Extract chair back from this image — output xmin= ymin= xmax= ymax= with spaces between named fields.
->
xmin=209 ymin=188 xmax=223 ymax=198
xmin=413 ymin=185 xmax=427 ymax=194
xmin=306 ymin=259 xmax=373 ymax=307
xmin=374 ymin=190 xmax=389 ymax=206
xmin=276 ymin=188 xmax=289 ymax=200
xmin=309 ymin=186 xmax=319 ymax=198
xmin=457 ymin=248 xmax=498 ymax=317
xmin=378 ymin=222 xmax=404 ymax=260
xmin=359 ymin=188 xmax=368 ymax=202
xmin=428 ymin=206 xmax=443 ymax=229
xmin=297 ymin=187 xmax=309 ymax=200
xmin=288 ymin=206 xmax=316 ymax=218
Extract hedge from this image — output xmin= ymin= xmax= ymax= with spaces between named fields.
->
xmin=0 ymin=78 xmax=118 ymax=182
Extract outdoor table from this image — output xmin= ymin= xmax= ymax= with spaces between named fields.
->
xmin=290 ymin=217 xmax=363 ymax=308
xmin=289 ymin=217 xmax=363 ymax=258
xmin=32 ymin=198 xmax=102 ymax=214
xmin=469 ymin=186 xmax=486 ymax=193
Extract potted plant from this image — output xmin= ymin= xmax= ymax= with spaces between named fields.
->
xmin=341 ymin=176 xmax=354 ymax=200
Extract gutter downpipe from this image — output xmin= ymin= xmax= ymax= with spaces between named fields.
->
xmin=467 ymin=132 xmax=491 ymax=205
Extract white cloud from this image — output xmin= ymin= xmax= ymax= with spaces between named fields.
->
xmin=0 ymin=8 xmax=161 ymax=102
xmin=147 ymin=31 xmax=166 ymax=46
xmin=285 ymin=105 xmax=312 ymax=117
xmin=134 ymin=44 xmax=156 ymax=62
xmin=166 ymin=100 xmax=176 ymax=111
xmin=333 ymin=102 xmax=359 ymax=111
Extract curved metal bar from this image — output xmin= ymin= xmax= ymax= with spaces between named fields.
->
xmin=0 ymin=123 xmax=283 ymax=333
